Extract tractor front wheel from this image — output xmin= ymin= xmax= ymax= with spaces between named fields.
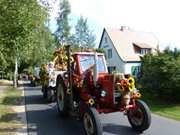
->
xmin=127 ymin=99 xmax=151 ymax=132
xmin=83 ymin=107 xmax=103 ymax=135
xmin=56 ymin=82 xmax=69 ymax=116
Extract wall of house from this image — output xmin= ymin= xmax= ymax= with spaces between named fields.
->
xmin=100 ymin=31 xmax=125 ymax=73
xmin=124 ymin=62 xmax=141 ymax=75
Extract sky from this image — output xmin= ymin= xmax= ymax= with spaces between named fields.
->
xmin=49 ymin=0 xmax=180 ymax=49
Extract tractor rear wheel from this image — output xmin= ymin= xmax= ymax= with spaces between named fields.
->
xmin=56 ymin=81 xmax=69 ymax=116
xmin=127 ymin=99 xmax=151 ymax=132
xmin=83 ymin=107 xmax=102 ymax=135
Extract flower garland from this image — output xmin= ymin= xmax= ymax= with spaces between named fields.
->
xmin=53 ymin=47 xmax=74 ymax=71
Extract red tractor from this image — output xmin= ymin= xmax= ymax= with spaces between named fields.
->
xmin=56 ymin=46 xmax=151 ymax=135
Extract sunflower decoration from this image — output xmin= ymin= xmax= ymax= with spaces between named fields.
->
xmin=114 ymin=73 xmax=137 ymax=107
xmin=39 ymin=64 xmax=49 ymax=87
xmin=127 ymin=76 xmax=135 ymax=92
xmin=73 ymin=74 xmax=84 ymax=88
xmin=115 ymin=74 xmax=135 ymax=92
xmin=53 ymin=46 xmax=74 ymax=71
xmin=53 ymin=47 xmax=67 ymax=70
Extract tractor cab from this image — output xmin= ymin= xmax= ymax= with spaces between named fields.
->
xmin=72 ymin=52 xmax=108 ymax=75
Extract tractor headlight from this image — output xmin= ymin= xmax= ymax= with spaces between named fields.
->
xmin=63 ymin=72 xmax=69 ymax=79
xmin=101 ymin=90 xmax=107 ymax=97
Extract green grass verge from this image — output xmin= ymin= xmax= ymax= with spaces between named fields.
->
xmin=142 ymin=93 xmax=180 ymax=121
xmin=0 ymin=86 xmax=23 ymax=135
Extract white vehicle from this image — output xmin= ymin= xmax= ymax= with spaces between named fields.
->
xmin=47 ymin=70 xmax=64 ymax=102
xmin=46 ymin=62 xmax=65 ymax=102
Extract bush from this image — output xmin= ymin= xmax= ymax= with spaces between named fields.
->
xmin=140 ymin=48 xmax=180 ymax=102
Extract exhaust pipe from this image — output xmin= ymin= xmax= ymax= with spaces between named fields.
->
xmin=93 ymin=52 xmax=98 ymax=86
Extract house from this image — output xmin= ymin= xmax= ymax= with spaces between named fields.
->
xmin=98 ymin=26 xmax=159 ymax=76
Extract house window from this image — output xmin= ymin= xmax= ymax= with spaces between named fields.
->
xmin=141 ymin=49 xmax=146 ymax=55
xmin=108 ymin=66 xmax=116 ymax=73
xmin=108 ymin=49 xmax=112 ymax=59
xmin=104 ymin=37 xmax=108 ymax=43
xmin=103 ymin=44 xmax=109 ymax=48
xmin=131 ymin=66 xmax=141 ymax=77
xmin=141 ymin=49 xmax=151 ymax=55
xmin=133 ymin=45 xmax=141 ymax=54
xmin=103 ymin=37 xmax=109 ymax=48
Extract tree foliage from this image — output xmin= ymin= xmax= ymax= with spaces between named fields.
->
xmin=0 ymin=0 xmax=97 ymax=80
xmin=55 ymin=0 xmax=71 ymax=45
xmin=74 ymin=16 xmax=96 ymax=48
xmin=140 ymin=48 xmax=180 ymax=101
xmin=55 ymin=2 xmax=96 ymax=48
xmin=0 ymin=0 xmax=56 ymax=75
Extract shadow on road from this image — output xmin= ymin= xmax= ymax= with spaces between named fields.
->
xmin=24 ymin=85 xmax=84 ymax=135
xmin=103 ymin=123 xmax=141 ymax=135
xmin=24 ymin=94 xmax=47 ymax=105
xmin=26 ymin=109 xmax=84 ymax=135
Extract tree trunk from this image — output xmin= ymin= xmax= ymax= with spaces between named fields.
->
xmin=14 ymin=57 xmax=18 ymax=88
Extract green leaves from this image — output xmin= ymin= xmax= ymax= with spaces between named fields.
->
xmin=55 ymin=0 xmax=71 ymax=44
xmin=140 ymin=48 xmax=180 ymax=101
xmin=0 ymin=0 xmax=56 ymax=73
xmin=55 ymin=1 xmax=96 ymax=49
xmin=74 ymin=16 xmax=96 ymax=48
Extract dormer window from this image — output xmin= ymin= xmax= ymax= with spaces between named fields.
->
xmin=133 ymin=43 xmax=152 ymax=55
xmin=140 ymin=48 xmax=151 ymax=55
xmin=133 ymin=44 xmax=141 ymax=54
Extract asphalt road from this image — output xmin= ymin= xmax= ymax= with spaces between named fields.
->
xmin=24 ymin=85 xmax=180 ymax=135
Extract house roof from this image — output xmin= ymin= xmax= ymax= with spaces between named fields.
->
xmin=99 ymin=27 xmax=159 ymax=62
xmin=133 ymin=42 xmax=152 ymax=49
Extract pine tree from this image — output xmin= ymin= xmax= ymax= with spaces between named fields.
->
xmin=75 ymin=16 xmax=96 ymax=48
xmin=55 ymin=0 xmax=71 ymax=45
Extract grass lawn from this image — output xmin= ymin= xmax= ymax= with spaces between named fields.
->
xmin=0 ymin=86 xmax=23 ymax=135
xmin=142 ymin=93 xmax=180 ymax=121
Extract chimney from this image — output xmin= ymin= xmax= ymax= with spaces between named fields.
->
xmin=120 ymin=26 xmax=129 ymax=31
